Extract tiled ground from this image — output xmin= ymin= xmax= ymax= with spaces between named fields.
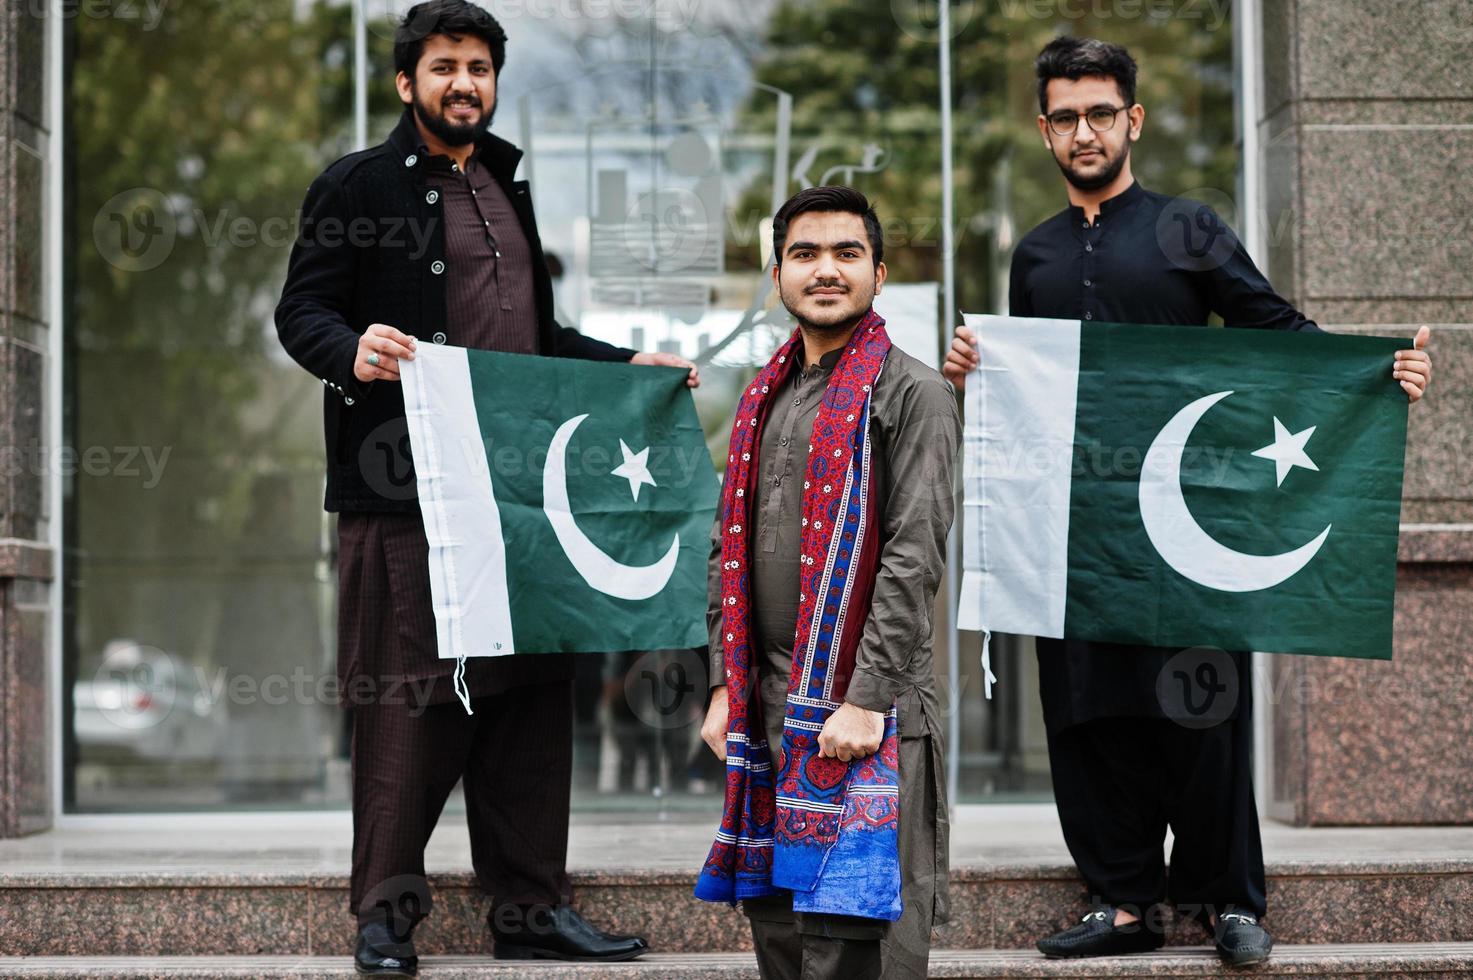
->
xmin=4 ymin=806 xmax=1472 ymax=879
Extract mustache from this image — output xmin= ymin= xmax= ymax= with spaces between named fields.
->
xmin=805 ymin=282 xmax=848 ymax=294
xmin=443 ymin=97 xmax=481 ymax=107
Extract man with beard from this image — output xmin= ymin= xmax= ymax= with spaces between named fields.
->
xmin=696 ymin=186 xmax=958 ymax=980
xmin=275 ymin=1 xmax=695 ymax=974
xmin=942 ymin=37 xmax=1431 ymax=967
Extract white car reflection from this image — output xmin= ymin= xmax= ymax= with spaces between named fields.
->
xmin=73 ymin=640 xmax=228 ymax=761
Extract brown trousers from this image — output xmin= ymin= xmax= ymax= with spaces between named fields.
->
xmin=338 ymin=512 xmax=574 ymax=921
xmin=348 ymin=682 xmax=574 ymax=919
xmin=743 ymin=733 xmax=944 ymax=980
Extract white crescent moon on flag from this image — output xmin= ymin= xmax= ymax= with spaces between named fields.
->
xmin=543 ymin=413 xmax=680 ymax=601
xmin=1139 ymin=391 xmax=1331 ymax=593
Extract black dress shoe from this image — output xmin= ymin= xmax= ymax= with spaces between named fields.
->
xmin=354 ymin=920 xmax=418 ymax=977
xmin=490 ymin=903 xmax=649 ymax=962
xmin=1036 ymin=906 xmax=1166 ymax=959
xmin=1214 ymin=907 xmax=1273 ymax=966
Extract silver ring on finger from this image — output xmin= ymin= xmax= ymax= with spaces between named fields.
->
xmin=366 ymin=352 xmax=381 ymax=367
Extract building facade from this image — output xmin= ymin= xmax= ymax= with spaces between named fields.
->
xmin=0 ymin=0 xmax=1468 ymax=834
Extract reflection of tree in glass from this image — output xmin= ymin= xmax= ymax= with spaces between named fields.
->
xmin=727 ymin=0 xmax=1236 ymax=314
xmin=369 ymin=14 xmax=756 ymax=130
xmin=69 ymin=0 xmax=357 ymax=801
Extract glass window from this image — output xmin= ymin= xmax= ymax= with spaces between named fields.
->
xmin=65 ymin=0 xmax=1236 ymax=812
xmin=65 ymin=0 xmax=357 ymax=811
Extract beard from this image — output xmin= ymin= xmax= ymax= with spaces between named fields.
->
xmin=411 ymin=85 xmax=496 ymax=147
xmin=1056 ymin=139 xmax=1130 ymax=192
xmin=779 ymin=278 xmax=876 ymax=335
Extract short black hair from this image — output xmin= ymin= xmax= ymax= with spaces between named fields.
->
xmin=394 ymin=1 xmax=508 ymax=79
xmin=1035 ymin=36 xmax=1138 ymax=114
xmin=772 ymin=186 xmax=883 ymax=268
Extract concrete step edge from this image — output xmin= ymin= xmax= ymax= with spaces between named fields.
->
xmin=8 ymin=944 xmax=1473 ymax=978
xmin=4 ymin=860 xmax=1471 ymax=889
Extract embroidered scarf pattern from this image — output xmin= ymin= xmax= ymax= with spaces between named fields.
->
xmin=693 ymin=310 xmax=902 ymax=921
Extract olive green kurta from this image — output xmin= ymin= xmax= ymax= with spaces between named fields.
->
xmin=706 ymin=338 xmax=961 ymax=977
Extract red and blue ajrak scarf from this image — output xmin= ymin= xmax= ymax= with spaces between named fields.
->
xmin=694 ymin=309 xmax=902 ymax=921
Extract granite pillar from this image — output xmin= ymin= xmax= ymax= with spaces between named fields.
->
xmin=0 ymin=0 xmax=56 ymax=837
xmin=1259 ymin=0 xmax=1473 ymax=825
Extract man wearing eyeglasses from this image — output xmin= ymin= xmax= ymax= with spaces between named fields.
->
xmin=942 ymin=35 xmax=1432 ymax=968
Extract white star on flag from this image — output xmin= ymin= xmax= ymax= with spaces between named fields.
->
xmin=1252 ymin=417 xmax=1320 ymax=487
xmin=611 ymin=439 xmax=658 ymax=501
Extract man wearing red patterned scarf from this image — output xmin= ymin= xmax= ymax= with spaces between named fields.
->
xmin=694 ymin=186 xmax=959 ymax=980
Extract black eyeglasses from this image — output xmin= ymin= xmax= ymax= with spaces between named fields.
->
xmin=1046 ymin=105 xmax=1129 ymax=137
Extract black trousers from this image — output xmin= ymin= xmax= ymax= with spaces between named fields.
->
xmin=348 ymin=680 xmax=574 ymax=920
xmin=1044 ymin=710 xmax=1267 ymax=922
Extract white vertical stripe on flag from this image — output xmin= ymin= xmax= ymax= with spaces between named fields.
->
xmin=957 ymin=314 xmax=1081 ymax=640
xmin=402 ymin=345 xmax=516 ymax=660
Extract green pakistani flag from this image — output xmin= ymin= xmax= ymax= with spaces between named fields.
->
xmin=401 ymin=346 xmax=717 ymax=662
xmin=957 ymin=314 xmax=1409 ymax=665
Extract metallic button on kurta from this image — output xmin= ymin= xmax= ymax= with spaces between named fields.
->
xmin=426 ymin=189 xmax=439 ymax=204
xmin=344 ymin=397 xmax=355 ymax=406
xmin=431 ymin=260 xmax=445 ymax=275
xmin=432 ymin=331 xmax=448 ymax=344
xmin=405 ymin=154 xmax=418 ymax=167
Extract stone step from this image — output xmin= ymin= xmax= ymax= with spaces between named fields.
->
xmin=1 ymin=861 xmax=1470 ymax=956
xmin=5 ymin=814 xmax=1470 ymax=956
xmin=4 ymin=945 xmax=1473 ymax=978
xmin=927 ymin=946 xmax=1473 ymax=978
xmin=0 ymin=954 xmax=761 ymax=979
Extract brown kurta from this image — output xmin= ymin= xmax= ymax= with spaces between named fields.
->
xmin=706 ymin=343 xmax=961 ymax=745
xmin=421 ymin=148 xmax=539 ymax=355
xmin=706 ymin=338 xmax=961 ymax=975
